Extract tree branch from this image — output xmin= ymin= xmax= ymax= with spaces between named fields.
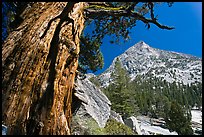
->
xmin=84 ymin=4 xmax=174 ymax=30
xmin=126 ymin=2 xmax=139 ymax=13
xmin=148 ymin=2 xmax=157 ymax=21
xmin=130 ymin=11 xmax=174 ymax=30
xmin=87 ymin=2 xmax=112 ymax=7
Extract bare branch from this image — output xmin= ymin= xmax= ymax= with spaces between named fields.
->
xmin=130 ymin=11 xmax=174 ymax=30
xmin=148 ymin=2 xmax=157 ymax=21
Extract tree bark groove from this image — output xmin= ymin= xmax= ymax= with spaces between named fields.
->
xmin=2 ymin=2 xmax=85 ymax=135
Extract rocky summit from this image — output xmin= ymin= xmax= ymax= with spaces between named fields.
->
xmin=97 ymin=41 xmax=202 ymax=87
xmin=70 ymin=41 xmax=202 ymax=135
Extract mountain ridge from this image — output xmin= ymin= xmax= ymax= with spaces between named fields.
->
xmin=95 ymin=41 xmax=202 ymax=87
xmin=74 ymin=41 xmax=202 ymax=135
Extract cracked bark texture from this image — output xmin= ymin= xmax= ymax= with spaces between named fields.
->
xmin=2 ymin=2 xmax=85 ymax=135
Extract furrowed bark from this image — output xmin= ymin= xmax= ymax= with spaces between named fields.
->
xmin=2 ymin=2 xmax=85 ymax=135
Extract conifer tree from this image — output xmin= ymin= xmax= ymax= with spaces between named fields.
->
xmin=106 ymin=58 xmax=134 ymax=118
xmin=2 ymin=2 xmax=174 ymax=135
xmin=165 ymin=101 xmax=193 ymax=135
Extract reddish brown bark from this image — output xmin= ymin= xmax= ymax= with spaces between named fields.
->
xmin=2 ymin=2 xmax=85 ymax=135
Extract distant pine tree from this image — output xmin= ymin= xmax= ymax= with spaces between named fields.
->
xmin=104 ymin=58 xmax=138 ymax=118
xmin=165 ymin=101 xmax=193 ymax=135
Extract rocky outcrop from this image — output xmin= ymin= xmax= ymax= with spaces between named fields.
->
xmin=97 ymin=41 xmax=202 ymax=88
xmin=191 ymin=109 xmax=202 ymax=135
xmin=109 ymin=110 xmax=124 ymax=124
xmin=136 ymin=116 xmax=178 ymax=135
xmin=124 ymin=116 xmax=142 ymax=135
xmin=2 ymin=124 xmax=7 ymax=135
xmin=73 ymin=75 xmax=111 ymax=128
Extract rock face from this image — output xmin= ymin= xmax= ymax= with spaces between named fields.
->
xmin=97 ymin=41 xmax=202 ymax=88
xmin=109 ymin=110 xmax=124 ymax=124
xmin=191 ymin=109 xmax=202 ymax=135
xmin=136 ymin=116 xmax=178 ymax=135
xmin=2 ymin=124 xmax=7 ymax=135
xmin=73 ymin=75 xmax=111 ymax=128
xmin=70 ymin=41 xmax=202 ymax=134
xmin=124 ymin=116 xmax=142 ymax=135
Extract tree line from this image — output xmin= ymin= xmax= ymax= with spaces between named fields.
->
xmin=90 ymin=58 xmax=201 ymax=135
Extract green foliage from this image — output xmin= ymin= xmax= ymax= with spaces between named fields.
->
xmin=165 ymin=101 xmax=193 ymax=135
xmin=79 ymin=2 xmax=174 ymax=72
xmin=104 ymin=58 xmax=139 ymax=118
xmin=104 ymin=119 xmax=135 ymax=135
xmin=2 ymin=2 xmax=32 ymax=42
xmin=85 ymin=119 xmax=106 ymax=135
xmin=85 ymin=3 xmax=137 ymax=44
xmin=128 ymin=75 xmax=201 ymax=118
xmin=89 ymin=76 xmax=101 ymax=87
xmin=71 ymin=116 xmax=87 ymax=135
xmin=78 ymin=34 xmax=104 ymax=73
xmin=71 ymin=115 xmax=135 ymax=135
xmin=2 ymin=2 xmax=174 ymax=73
xmin=71 ymin=115 xmax=106 ymax=135
xmin=84 ymin=2 xmax=173 ymax=45
xmin=103 ymin=66 xmax=201 ymax=120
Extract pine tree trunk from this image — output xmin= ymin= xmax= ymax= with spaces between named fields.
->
xmin=2 ymin=2 xmax=85 ymax=135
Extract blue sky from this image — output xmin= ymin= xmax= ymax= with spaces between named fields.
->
xmin=90 ymin=2 xmax=202 ymax=75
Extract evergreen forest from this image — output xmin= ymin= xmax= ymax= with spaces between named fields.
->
xmin=90 ymin=58 xmax=202 ymax=126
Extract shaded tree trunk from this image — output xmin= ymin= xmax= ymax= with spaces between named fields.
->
xmin=2 ymin=2 xmax=85 ymax=135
